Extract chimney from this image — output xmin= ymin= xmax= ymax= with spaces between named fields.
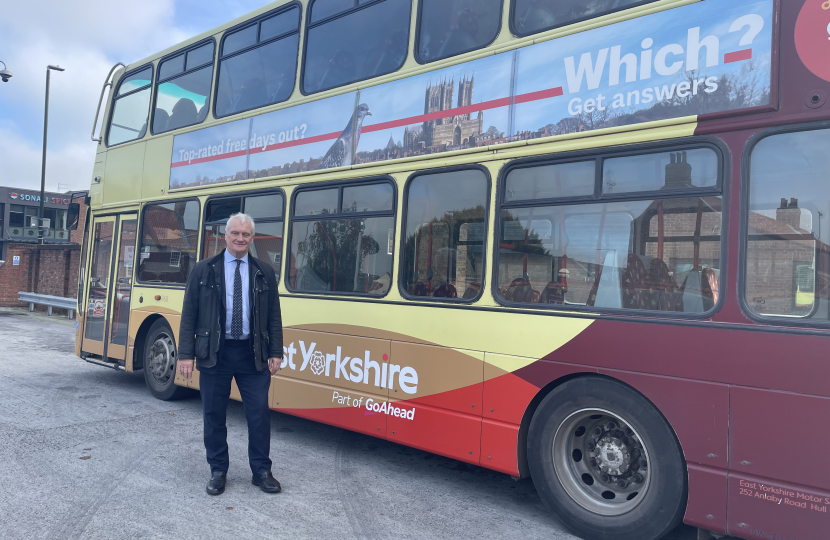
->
xmin=664 ymin=151 xmax=693 ymax=189
xmin=776 ymin=197 xmax=802 ymax=230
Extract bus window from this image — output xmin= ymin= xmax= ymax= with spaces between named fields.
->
xmin=202 ymin=193 xmax=285 ymax=280
xmin=499 ymin=149 xmax=723 ymax=313
xmin=202 ymin=197 xmax=242 ymax=260
xmin=153 ymin=41 xmax=215 ymax=134
xmin=295 ymin=188 xmax=339 ymax=216
xmin=402 ymin=169 xmax=488 ymax=300
xmin=505 ymin=160 xmax=595 ymax=202
xmin=342 ymin=183 xmax=394 ymax=213
xmin=289 ymin=181 xmax=396 ymax=295
xmin=745 ymin=128 xmax=830 ymax=322
xmin=511 ymin=0 xmax=656 ymax=37
xmin=138 ymin=200 xmax=200 ymax=284
xmin=603 ymin=149 xmax=718 ymax=195
xmin=303 ymin=0 xmax=411 ymax=94
xmin=107 ymin=66 xmax=152 ymax=146
xmin=245 ymin=193 xmax=285 ymax=280
xmin=215 ymin=7 xmax=300 ymax=118
xmin=417 ymin=0 xmax=502 ymax=63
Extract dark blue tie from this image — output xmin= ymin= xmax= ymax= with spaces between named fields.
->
xmin=231 ymin=259 xmax=243 ymax=339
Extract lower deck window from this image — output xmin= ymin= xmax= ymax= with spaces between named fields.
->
xmin=289 ymin=182 xmax=395 ymax=295
xmin=745 ymin=127 xmax=830 ymax=322
xmin=138 ymin=200 xmax=200 ymax=284
xmin=498 ymin=147 xmax=723 ymax=313
xmin=499 ymin=198 xmax=722 ymax=312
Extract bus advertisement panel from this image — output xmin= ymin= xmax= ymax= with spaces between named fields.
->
xmin=168 ymin=0 xmax=773 ymax=191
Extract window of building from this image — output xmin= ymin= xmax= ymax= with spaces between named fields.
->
xmin=9 ymin=204 xmax=24 ymax=228
xmin=511 ymin=0 xmax=656 ymax=37
xmin=498 ymin=147 xmax=723 ymax=313
xmin=416 ymin=0 xmax=502 ymax=63
xmin=745 ymin=127 xmax=830 ymax=323
xmin=303 ymin=0 xmax=411 ymax=94
xmin=402 ymin=169 xmax=488 ymax=300
xmin=215 ymin=6 xmax=301 ymax=118
xmin=288 ymin=181 xmax=396 ymax=295
xmin=153 ymin=41 xmax=215 ymax=134
xmin=138 ymin=200 xmax=200 ymax=284
xmin=202 ymin=192 xmax=285 ymax=280
xmin=107 ymin=66 xmax=153 ymax=146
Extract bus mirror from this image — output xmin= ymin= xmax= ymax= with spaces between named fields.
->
xmin=67 ymin=203 xmax=81 ymax=230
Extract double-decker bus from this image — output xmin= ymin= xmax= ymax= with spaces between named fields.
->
xmin=74 ymin=0 xmax=830 ymax=538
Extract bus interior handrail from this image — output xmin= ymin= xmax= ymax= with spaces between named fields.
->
xmin=91 ymin=62 xmax=127 ymax=143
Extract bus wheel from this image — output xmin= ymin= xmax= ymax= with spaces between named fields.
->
xmin=143 ymin=319 xmax=190 ymax=401
xmin=528 ymin=377 xmax=686 ymax=540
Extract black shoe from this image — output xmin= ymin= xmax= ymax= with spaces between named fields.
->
xmin=206 ymin=471 xmax=226 ymax=496
xmin=252 ymin=471 xmax=281 ymax=493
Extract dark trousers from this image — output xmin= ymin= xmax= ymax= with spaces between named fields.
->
xmin=200 ymin=338 xmax=272 ymax=475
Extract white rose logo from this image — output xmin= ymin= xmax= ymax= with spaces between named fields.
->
xmin=309 ymin=350 xmax=326 ymax=376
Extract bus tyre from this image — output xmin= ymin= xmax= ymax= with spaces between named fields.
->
xmin=143 ymin=319 xmax=190 ymax=401
xmin=528 ymin=377 xmax=686 ymax=540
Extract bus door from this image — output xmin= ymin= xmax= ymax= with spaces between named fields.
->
xmin=80 ymin=214 xmax=137 ymax=362
xmin=80 ymin=216 xmax=116 ymax=357
xmin=105 ymin=215 xmax=137 ymax=362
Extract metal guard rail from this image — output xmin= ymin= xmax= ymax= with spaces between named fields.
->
xmin=17 ymin=291 xmax=76 ymax=319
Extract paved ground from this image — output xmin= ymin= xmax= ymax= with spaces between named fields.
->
xmin=0 ymin=307 xmax=735 ymax=540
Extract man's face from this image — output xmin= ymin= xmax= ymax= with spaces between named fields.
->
xmin=225 ymin=218 xmax=254 ymax=258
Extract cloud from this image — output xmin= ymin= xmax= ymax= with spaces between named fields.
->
xmin=0 ymin=0 xmax=194 ymax=192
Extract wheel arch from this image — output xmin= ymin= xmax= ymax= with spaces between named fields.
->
xmin=131 ymin=313 xmax=176 ymax=371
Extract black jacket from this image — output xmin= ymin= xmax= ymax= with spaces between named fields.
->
xmin=178 ymin=250 xmax=283 ymax=371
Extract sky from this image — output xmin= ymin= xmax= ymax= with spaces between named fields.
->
xmin=0 ymin=0 xmax=267 ymax=193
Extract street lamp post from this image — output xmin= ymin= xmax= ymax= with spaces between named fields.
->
xmin=38 ymin=65 xmax=65 ymax=244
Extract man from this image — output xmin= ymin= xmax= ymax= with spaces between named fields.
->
xmin=178 ymin=212 xmax=283 ymax=496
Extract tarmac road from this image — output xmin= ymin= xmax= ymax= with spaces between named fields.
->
xmin=0 ymin=307 xmax=737 ymax=540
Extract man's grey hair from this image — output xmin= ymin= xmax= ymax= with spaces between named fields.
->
xmin=226 ymin=212 xmax=255 ymax=234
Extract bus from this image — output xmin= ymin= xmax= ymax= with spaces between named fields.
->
xmin=74 ymin=0 xmax=830 ymax=538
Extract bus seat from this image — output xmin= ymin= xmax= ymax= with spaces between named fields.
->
xmin=461 ymin=282 xmax=481 ymax=300
xmin=167 ymin=99 xmax=198 ymax=131
xmin=646 ymin=258 xmax=681 ymax=311
xmin=501 ymin=278 xmax=539 ymax=303
xmin=681 ymin=268 xmax=716 ymax=313
xmin=621 ymin=254 xmax=648 ymax=310
xmin=153 ymin=108 xmax=170 ymax=132
xmin=432 ymin=283 xmax=458 ymax=298
xmin=408 ymin=282 xmax=430 ymax=297
xmin=540 ymin=281 xmax=567 ymax=304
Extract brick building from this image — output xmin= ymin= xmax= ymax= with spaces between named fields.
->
xmin=0 ymin=186 xmax=88 ymax=312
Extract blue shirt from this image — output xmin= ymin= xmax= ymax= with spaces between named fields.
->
xmin=224 ymin=250 xmax=250 ymax=339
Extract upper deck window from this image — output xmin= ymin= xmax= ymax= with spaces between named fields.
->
xmin=744 ymin=127 xmax=830 ymax=324
xmin=498 ymin=146 xmax=723 ymax=314
xmin=416 ymin=0 xmax=502 ymax=63
xmin=152 ymin=41 xmax=215 ymax=134
xmin=107 ymin=66 xmax=153 ymax=146
xmin=215 ymin=6 xmax=301 ymax=118
xmin=511 ymin=0 xmax=657 ymax=37
xmin=303 ymin=0 xmax=412 ymax=94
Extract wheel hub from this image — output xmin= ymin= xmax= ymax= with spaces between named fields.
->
xmin=595 ymin=436 xmax=631 ymax=476
xmin=552 ymin=409 xmax=652 ymax=516
xmin=148 ymin=335 xmax=175 ymax=382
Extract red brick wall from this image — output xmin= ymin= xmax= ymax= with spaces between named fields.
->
xmin=0 ymin=243 xmax=81 ymax=314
